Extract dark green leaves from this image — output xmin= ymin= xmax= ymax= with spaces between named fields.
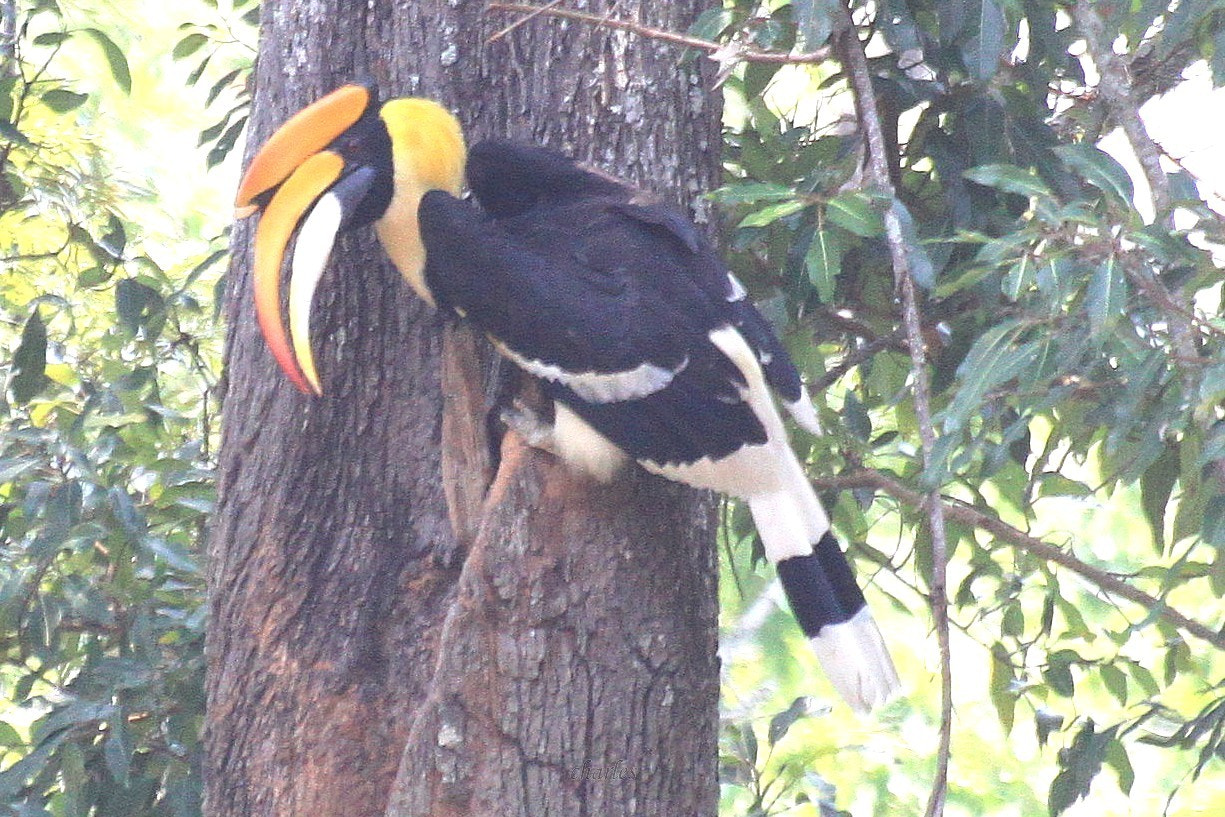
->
xmin=115 ymin=279 xmax=166 ymax=335
xmin=687 ymin=7 xmax=734 ymax=42
xmin=826 ymin=191 xmax=884 ymax=237
xmin=738 ymin=199 xmax=808 ymax=228
xmin=1048 ymin=721 xmax=1114 ymax=815
xmin=80 ymin=28 xmax=132 ymax=94
xmin=11 ymin=309 xmax=49 ymax=404
xmin=173 ymin=32 xmax=209 ymax=60
xmin=1085 ymin=256 xmax=1127 ymax=336
xmin=805 ymin=225 xmax=843 ymax=302
xmin=767 ymin=697 xmax=811 ymax=746
xmin=964 ymin=163 xmax=1053 ymax=198
xmin=964 ymin=0 xmax=1008 ymax=82
xmin=792 ymin=0 xmax=842 ymax=48
xmin=1055 ymin=145 xmax=1135 ymax=204
xmin=40 ymin=89 xmax=89 ymax=113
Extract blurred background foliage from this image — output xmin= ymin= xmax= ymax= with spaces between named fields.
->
xmin=0 ymin=0 xmax=251 ymax=814
xmin=709 ymin=1 xmax=1224 ymax=816
xmin=0 ymin=0 xmax=1221 ymax=815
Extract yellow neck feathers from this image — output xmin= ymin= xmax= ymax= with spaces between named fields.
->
xmin=374 ymin=98 xmax=466 ymax=306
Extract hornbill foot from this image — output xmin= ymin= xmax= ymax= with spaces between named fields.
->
xmin=500 ymin=401 xmax=558 ymax=454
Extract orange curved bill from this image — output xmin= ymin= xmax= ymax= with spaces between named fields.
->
xmin=253 ymin=150 xmax=345 ymax=394
xmin=235 ymin=84 xmax=370 ymax=217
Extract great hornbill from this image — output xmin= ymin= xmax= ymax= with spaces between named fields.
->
xmin=234 ymin=83 xmax=900 ymax=712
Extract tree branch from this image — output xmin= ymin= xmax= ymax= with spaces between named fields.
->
xmin=485 ymin=2 xmax=832 ymax=64
xmin=812 ymin=469 xmax=1225 ymax=651
xmin=1072 ymin=2 xmax=1171 ymax=224
xmin=832 ymin=11 xmax=953 ymax=816
xmin=1073 ymin=3 xmax=1204 ymax=397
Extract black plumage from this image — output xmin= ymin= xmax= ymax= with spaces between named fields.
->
xmin=237 ymin=89 xmax=900 ymax=710
xmin=418 ymin=142 xmax=802 ymax=467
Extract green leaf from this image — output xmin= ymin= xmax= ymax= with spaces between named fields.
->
xmin=206 ymin=115 xmax=248 ymax=167
xmin=100 ymin=213 xmax=127 ymax=260
xmin=1049 ymin=721 xmax=1112 ymax=815
xmin=842 ymin=392 xmax=872 ymax=441
xmin=740 ymin=722 xmax=758 ymax=766
xmin=1140 ymin=446 xmax=1179 ymax=551
xmin=942 ymin=321 xmax=1036 ymax=432
xmin=737 ymin=199 xmax=808 ymax=228
xmin=173 ymin=32 xmax=209 ymax=60
xmin=105 ymin=719 xmax=132 ymax=786
xmin=1035 ymin=708 xmax=1064 ymax=747
xmin=1055 ymin=144 xmax=1135 ymax=204
xmin=890 ymin=199 xmax=936 ymax=288
xmin=142 ymin=535 xmax=197 ymax=573
xmin=878 ymin=0 xmax=922 ymax=52
xmin=11 ymin=309 xmax=49 ymax=404
xmin=1203 ymin=495 xmax=1225 ymax=548
xmin=40 ymin=88 xmax=89 ymax=113
xmin=687 ymin=8 xmax=734 ymax=41
xmin=1037 ymin=473 xmax=1092 ymax=497
xmin=1100 ymin=664 xmax=1129 ymax=706
xmin=1105 ymin=739 xmax=1135 ymax=795
xmin=0 ymin=730 xmax=69 ymax=800
xmin=709 ymin=181 xmax=796 ymax=206
xmin=207 ymin=68 xmax=244 ymax=106
xmin=186 ymin=50 xmax=214 ymax=86
xmin=804 ymin=226 xmax=842 ymax=302
xmin=962 ymin=0 xmax=1008 ymax=83
xmin=1086 ymin=256 xmax=1128 ymax=336
xmin=934 ymin=261 xmax=995 ymax=298
xmin=81 ymin=28 xmax=133 ymax=94
xmin=989 ymin=644 xmax=1017 ymax=735
xmin=964 ymin=163 xmax=1052 ymax=198
xmin=108 ymin=486 xmax=146 ymax=538
xmin=792 ymin=0 xmax=842 ymax=48
xmin=0 ymin=120 xmax=32 ymax=146
xmin=767 ymin=697 xmax=810 ymax=746
xmin=33 ymin=31 xmax=71 ymax=47
xmin=1044 ymin=650 xmax=1076 ymax=697
xmin=825 ymin=192 xmax=883 ymax=237
xmin=115 ymin=278 xmax=165 ymax=334
xmin=1003 ymin=254 xmax=1033 ymax=300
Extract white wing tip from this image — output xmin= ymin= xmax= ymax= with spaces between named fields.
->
xmin=808 ymin=608 xmax=901 ymax=714
xmin=785 ymin=386 xmax=822 ymax=435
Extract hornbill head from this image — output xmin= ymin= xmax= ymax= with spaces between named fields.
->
xmin=234 ymin=83 xmax=466 ymax=394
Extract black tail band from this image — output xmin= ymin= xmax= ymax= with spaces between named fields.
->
xmin=777 ymin=532 xmax=868 ymax=637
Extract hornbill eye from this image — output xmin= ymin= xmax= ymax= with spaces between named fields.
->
xmin=233 ymin=83 xmax=464 ymax=395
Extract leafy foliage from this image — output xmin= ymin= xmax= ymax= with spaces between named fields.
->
xmin=170 ymin=0 xmax=258 ymax=168
xmin=707 ymin=0 xmax=1225 ymax=814
xmin=2 ymin=0 xmax=1223 ymax=815
xmin=1 ymin=1 xmax=225 ymax=814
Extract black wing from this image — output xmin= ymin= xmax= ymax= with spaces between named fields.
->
xmin=419 ymin=141 xmax=811 ymax=465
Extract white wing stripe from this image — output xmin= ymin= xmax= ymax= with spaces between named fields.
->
xmin=727 ymin=272 xmax=748 ymax=302
xmin=495 ymin=341 xmax=686 ymax=403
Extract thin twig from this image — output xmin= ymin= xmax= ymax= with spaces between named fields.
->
xmin=485 ymin=2 xmax=832 ymax=64
xmin=832 ymin=10 xmax=953 ymax=816
xmin=487 ymin=0 xmax=564 ymax=44
xmin=811 ymin=469 xmax=1225 ymax=651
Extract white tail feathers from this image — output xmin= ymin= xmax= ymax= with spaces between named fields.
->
xmin=747 ymin=461 xmax=901 ymax=713
xmin=808 ymin=608 xmax=901 ymax=713
xmin=783 ymin=386 xmax=822 ymax=435
xmin=746 ymin=448 xmax=831 ymax=564
xmin=748 ymin=490 xmax=819 ymax=562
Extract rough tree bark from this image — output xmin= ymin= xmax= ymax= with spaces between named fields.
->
xmin=205 ymin=2 xmax=722 ymax=817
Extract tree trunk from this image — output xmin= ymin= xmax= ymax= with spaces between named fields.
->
xmin=205 ymin=3 xmax=722 ymax=817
